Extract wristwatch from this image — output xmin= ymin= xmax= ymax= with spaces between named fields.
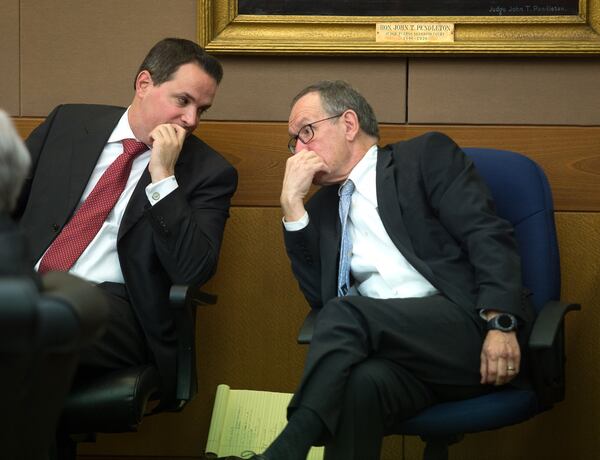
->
xmin=486 ymin=313 xmax=518 ymax=332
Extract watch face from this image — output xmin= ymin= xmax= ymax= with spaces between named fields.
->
xmin=497 ymin=314 xmax=513 ymax=329
xmin=487 ymin=314 xmax=516 ymax=331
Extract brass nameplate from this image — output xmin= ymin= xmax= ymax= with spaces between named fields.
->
xmin=376 ymin=23 xmax=455 ymax=43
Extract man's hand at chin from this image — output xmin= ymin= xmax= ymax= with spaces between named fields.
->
xmin=281 ymin=149 xmax=330 ymax=221
xmin=148 ymin=123 xmax=187 ymax=182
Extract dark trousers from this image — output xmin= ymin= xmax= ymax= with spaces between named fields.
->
xmin=289 ymin=294 xmax=492 ymax=460
xmin=76 ymin=282 xmax=149 ymax=376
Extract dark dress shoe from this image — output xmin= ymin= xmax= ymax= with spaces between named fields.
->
xmin=204 ymin=452 xmax=266 ymax=460
xmin=214 ymin=456 xmax=266 ymax=460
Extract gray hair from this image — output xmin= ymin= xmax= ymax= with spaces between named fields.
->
xmin=0 ymin=110 xmax=31 ymax=212
xmin=291 ymin=80 xmax=379 ymax=139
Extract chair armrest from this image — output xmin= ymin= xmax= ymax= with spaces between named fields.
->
xmin=167 ymin=284 xmax=217 ymax=410
xmin=529 ymin=300 xmax=580 ymax=349
xmin=170 ymin=284 xmax=218 ymax=308
xmin=63 ymin=365 xmax=161 ymax=434
xmin=528 ymin=300 xmax=580 ymax=410
xmin=297 ymin=308 xmax=321 ymax=345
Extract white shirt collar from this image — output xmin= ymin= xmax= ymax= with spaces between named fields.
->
xmin=344 ymin=144 xmax=378 ymax=207
xmin=107 ymin=107 xmax=142 ymax=144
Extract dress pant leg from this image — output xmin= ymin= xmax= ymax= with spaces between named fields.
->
xmin=289 ymin=294 xmax=485 ymax=437
xmin=324 ymin=358 xmax=436 ymax=460
xmin=77 ymin=282 xmax=149 ymax=374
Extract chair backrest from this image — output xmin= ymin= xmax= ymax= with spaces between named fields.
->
xmin=463 ymin=148 xmax=560 ymax=311
xmin=0 ymin=275 xmax=108 ymax=460
xmin=0 ymin=278 xmax=80 ymax=459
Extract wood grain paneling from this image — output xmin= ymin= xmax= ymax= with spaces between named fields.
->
xmin=20 ymin=0 xmax=197 ymax=116
xmin=0 ymin=0 xmax=20 ymax=115
xmin=408 ymin=58 xmax=600 ymax=125
xmin=14 ymin=118 xmax=600 ymax=212
xmin=211 ymin=56 xmax=407 ymax=123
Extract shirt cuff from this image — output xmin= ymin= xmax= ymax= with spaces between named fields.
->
xmin=145 ymin=176 xmax=178 ymax=206
xmin=283 ymin=211 xmax=309 ymax=231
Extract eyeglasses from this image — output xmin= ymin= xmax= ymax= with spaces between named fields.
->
xmin=287 ymin=114 xmax=343 ymax=154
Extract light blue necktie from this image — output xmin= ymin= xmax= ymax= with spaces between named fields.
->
xmin=337 ymin=180 xmax=355 ymax=297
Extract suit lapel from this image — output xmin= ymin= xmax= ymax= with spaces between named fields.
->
xmin=376 ymin=146 xmax=435 ymax=280
xmin=67 ymin=108 xmax=125 ymax=216
xmin=319 ymin=188 xmax=341 ymax=298
xmin=376 ymin=146 xmax=415 ymax=255
xmin=118 ymin=168 xmax=151 ymax=240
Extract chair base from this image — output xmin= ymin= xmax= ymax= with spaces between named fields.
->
xmin=51 ymin=432 xmax=96 ymax=460
xmin=421 ymin=434 xmax=463 ymax=460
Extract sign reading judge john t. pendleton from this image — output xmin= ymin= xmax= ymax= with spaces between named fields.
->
xmin=376 ymin=23 xmax=455 ymax=43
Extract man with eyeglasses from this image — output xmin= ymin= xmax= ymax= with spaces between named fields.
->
xmin=220 ymin=80 xmax=533 ymax=460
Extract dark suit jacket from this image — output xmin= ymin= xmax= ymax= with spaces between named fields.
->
xmin=0 ymin=212 xmax=41 ymax=287
xmin=284 ymin=132 xmax=533 ymax=331
xmin=14 ymin=104 xmax=238 ymax=398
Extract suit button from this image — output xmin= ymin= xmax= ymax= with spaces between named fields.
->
xmin=52 ymin=223 xmax=60 ymax=232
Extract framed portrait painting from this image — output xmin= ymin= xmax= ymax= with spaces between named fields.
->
xmin=198 ymin=0 xmax=600 ymax=54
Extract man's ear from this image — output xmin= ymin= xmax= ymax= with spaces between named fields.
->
xmin=135 ymin=70 xmax=154 ymax=96
xmin=342 ymin=110 xmax=360 ymax=141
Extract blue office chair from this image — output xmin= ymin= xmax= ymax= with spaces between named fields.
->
xmin=394 ymin=147 xmax=580 ymax=459
xmin=297 ymin=147 xmax=580 ymax=460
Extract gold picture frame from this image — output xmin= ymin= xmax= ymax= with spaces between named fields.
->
xmin=198 ymin=0 xmax=600 ymax=54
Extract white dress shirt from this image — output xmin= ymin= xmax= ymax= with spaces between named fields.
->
xmin=36 ymin=108 xmax=178 ymax=284
xmin=284 ymin=145 xmax=438 ymax=300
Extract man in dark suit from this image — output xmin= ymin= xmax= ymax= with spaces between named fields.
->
xmin=222 ymin=80 xmax=533 ymax=460
xmin=12 ymin=38 xmax=238 ymax=400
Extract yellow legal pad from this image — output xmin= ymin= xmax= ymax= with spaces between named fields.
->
xmin=205 ymin=384 xmax=324 ymax=460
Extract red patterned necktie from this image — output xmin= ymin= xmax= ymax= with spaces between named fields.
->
xmin=38 ymin=139 xmax=147 ymax=274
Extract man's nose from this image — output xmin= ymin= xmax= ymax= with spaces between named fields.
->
xmin=182 ymin=108 xmax=198 ymax=128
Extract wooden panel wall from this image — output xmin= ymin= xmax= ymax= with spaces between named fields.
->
xmin=407 ymin=58 xmax=600 ymax=125
xmin=17 ymin=0 xmax=198 ymax=116
xmin=0 ymin=0 xmax=19 ymax=115
xmin=210 ymin=56 xmax=408 ymax=123
xmin=5 ymin=1 xmax=600 ymax=126
xmin=14 ymin=119 xmax=600 ymax=212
